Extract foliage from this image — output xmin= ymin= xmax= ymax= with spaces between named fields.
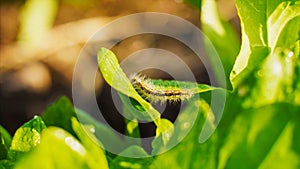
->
xmin=1 ymin=0 xmax=299 ymax=169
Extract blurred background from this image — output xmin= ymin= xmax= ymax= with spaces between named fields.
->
xmin=0 ymin=0 xmax=238 ymax=135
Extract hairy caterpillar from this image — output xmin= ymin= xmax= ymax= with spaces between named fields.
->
xmin=131 ymin=74 xmax=212 ymax=103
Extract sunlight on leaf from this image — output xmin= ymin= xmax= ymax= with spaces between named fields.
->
xmin=14 ymin=127 xmax=89 ymax=169
xmin=97 ymin=48 xmax=161 ymax=125
xmin=10 ymin=116 xmax=46 ymax=153
xmin=0 ymin=125 xmax=12 ymax=149
xmin=42 ymin=96 xmax=78 ymax=136
xmin=268 ymin=1 xmax=300 ymax=49
xmin=110 ymin=145 xmax=152 ymax=169
xmin=71 ymin=118 xmax=109 ymax=169
xmin=218 ymin=103 xmax=300 ymax=169
xmin=150 ymin=98 xmax=218 ymax=169
xmin=201 ymin=0 xmax=240 ymax=90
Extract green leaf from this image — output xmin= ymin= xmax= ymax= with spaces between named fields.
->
xmin=13 ymin=127 xmax=90 ymax=169
xmin=230 ymin=45 xmax=269 ymax=90
xmin=118 ymin=92 xmax=153 ymax=122
xmin=275 ymin=16 xmax=300 ymax=48
xmin=201 ymin=0 xmax=240 ymax=89
xmin=230 ymin=0 xmax=300 ymax=89
xmin=97 ymin=48 xmax=161 ymax=125
xmin=267 ymin=1 xmax=300 ymax=49
xmin=109 ymin=146 xmax=152 ymax=169
xmin=236 ymin=0 xmax=268 ymax=47
xmin=184 ymin=0 xmax=201 ymax=9
xmin=42 ymin=96 xmax=78 ymax=137
xmin=242 ymin=46 xmax=300 ymax=107
xmin=230 ymin=0 xmax=269 ymax=88
xmin=150 ymin=98 xmax=218 ymax=169
xmin=75 ymin=108 xmax=132 ymax=154
xmin=155 ymin=118 xmax=174 ymax=145
xmin=231 ymin=2 xmax=300 ymax=107
xmin=0 ymin=125 xmax=12 ymax=160
xmin=8 ymin=116 xmax=46 ymax=161
xmin=218 ymin=103 xmax=300 ymax=169
xmin=0 ymin=143 xmax=7 ymax=160
xmin=0 ymin=125 xmax=12 ymax=149
xmin=71 ymin=118 xmax=109 ymax=169
xmin=119 ymin=93 xmax=141 ymax=139
xmin=0 ymin=160 xmax=14 ymax=169
xmin=125 ymin=119 xmax=140 ymax=138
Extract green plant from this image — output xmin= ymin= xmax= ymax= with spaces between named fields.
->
xmin=1 ymin=0 xmax=299 ymax=168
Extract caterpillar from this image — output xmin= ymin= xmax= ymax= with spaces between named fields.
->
xmin=131 ymin=74 xmax=212 ymax=103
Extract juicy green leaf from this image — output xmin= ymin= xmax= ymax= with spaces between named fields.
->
xmin=97 ymin=48 xmax=177 ymax=145
xmin=13 ymin=127 xmax=90 ymax=169
xmin=275 ymin=16 xmax=300 ymax=48
xmin=109 ymin=146 xmax=152 ymax=169
xmin=97 ymin=48 xmax=160 ymax=125
xmin=75 ymin=108 xmax=133 ymax=154
xmin=0 ymin=160 xmax=14 ymax=169
xmin=0 ymin=144 xmax=7 ymax=160
xmin=155 ymin=118 xmax=174 ymax=145
xmin=118 ymin=92 xmax=153 ymax=122
xmin=201 ymin=0 xmax=240 ymax=89
xmin=42 ymin=96 xmax=78 ymax=137
xmin=125 ymin=120 xmax=139 ymax=138
xmin=230 ymin=0 xmax=269 ymax=87
xmin=150 ymin=98 xmax=218 ymax=169
xmin=119 ymin=93 xmax=141 ymax=139
xmin=230 ymin=45 xmax=269 ymax=90
xmin=243 ymin=46 xmax=300 ymax=107
xmin=0 ymin=125 xmax=12 ymax=149
xmin=231 ymin=0 xmax=300 ymax=89
xmin=71 ymin=118 xmax=109 ymax=169
xmin=0 ymin=125 xmax=11 ymax=160
xmin=267 ymin=1 xmax=300 ymax=49
xmin=8 ymin=116 xmax=46 ymax=161
xmin=218 ymin=103 xmax=300 ymax=169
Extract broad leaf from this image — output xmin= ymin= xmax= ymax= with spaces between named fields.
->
xmin=0 ymin=160 xmax=14 ymax=169
xmin=230 ymin=0 xmax=300 ymax=88
xmin=0 ymin=125 xmax=11 ymax=160
xmin=75 ymin=108 xmax=133 ymax=155
xmin=14 ymin=127 xmax=90 ymax=169
xmin=218 ymin=103 xmax=300 ymax=169
xmin=109 ymin=146 xmax=152 ymax=169
xmin=8 ymin=116 xmax=46 ymax=162
xmin=0 ymin=125 xmax=11 ymax=149
xmin=42 ymin=96 xmax=78 ymax=136
xmin=118 ymin=92 xmax=141 ymax=140
xmin=150 ymin=98 xmax=217 ymax=169
xmin=97 ymin=48 xmax=161 ymax=125
xmin=71 ymin=118 xmax=109 ymax=169
xmin=98 ymin=48 xmax=176 ymax=146
xmin=201 ymin=0 xmax=240 ymax=89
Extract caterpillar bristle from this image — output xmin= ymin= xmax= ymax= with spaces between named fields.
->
xmin=131 ymin=73 xmax=195 ymax=104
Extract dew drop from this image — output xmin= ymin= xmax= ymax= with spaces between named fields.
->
xmin=257 ymin=70 xmax=263 ymax=77
xmin=89 ymin=127 xmax=95 ymax=133
xmin=165 ymin=133 xmax=170 ymax=139
xmin=287 ymin=51 xmax=294 ymax=58
xmin=183 ymin=122 xmax=190 ymax=129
